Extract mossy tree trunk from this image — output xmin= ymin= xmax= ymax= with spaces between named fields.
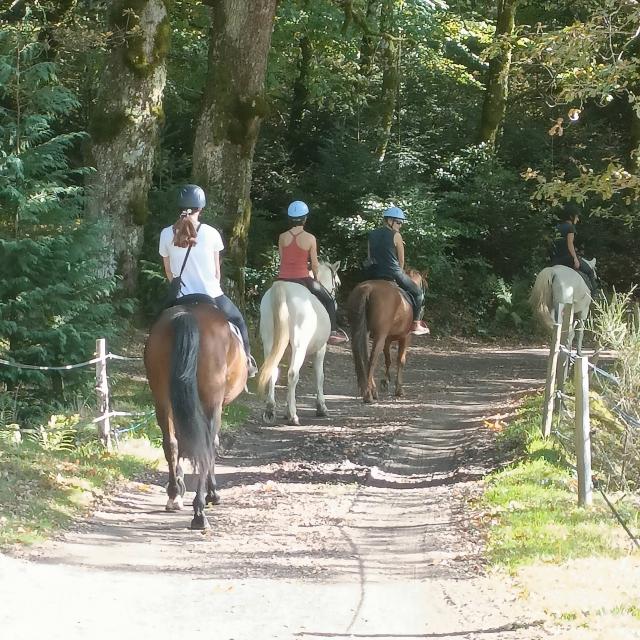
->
xmin=359 ymin=0 xmax=381 ymax=77
xmin=375 ymin=0 xmax=399 ymax=163
xmin=192 ymin=0 xmax=278 ymax=306
xmin=86 ymin=0 xmax=170 ymax=292
xmin=478 ymin=0 xmax=518 ymax=149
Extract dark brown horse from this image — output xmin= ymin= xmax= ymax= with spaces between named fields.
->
xmin=347 ymin=270 xmax=426 ymax=403
xmin=144 ymin=301 xmax=247 ymax=530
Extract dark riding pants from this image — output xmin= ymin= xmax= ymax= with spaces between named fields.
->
xmin=393 ymin=271 xmax=424 ymax=321
xmin=212 ymin=294 xmax=252 ymax=358
xmin=278 ymin=277 xmax=337 ymax=331
xmin=166 ymin=293 xmax=252 ymax=358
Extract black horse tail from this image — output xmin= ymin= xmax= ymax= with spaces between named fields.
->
xmin=349 ymin=286 xmax=370 ymax=396
xmin=169 ymin=310 xmax=212 ymax=473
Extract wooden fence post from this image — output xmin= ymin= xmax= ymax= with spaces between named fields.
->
xmin=555 ymin=303 xmax=574 ymax=413
xmin=95 ymin=338 xmax=112 ymax=450
xmin=574 ymin=355 xmax=593 ymax=506
xmin=542 ymin=303 xmax=564 ymax=438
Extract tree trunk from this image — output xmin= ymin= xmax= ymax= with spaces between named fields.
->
xmin=359 ymin=0 xmax=381 ymax=77
xmin=192 ymin=0 xmax=278 ymax=306
xmin=86 ymin=0 xmax=169 ymax=292
xmin=478 ymin=0 xmax=518 ymax=148
xmin=289 ymin=33 xmax=311 ymax=143
xmin=375 ymin=0 xmax=399 ymax=163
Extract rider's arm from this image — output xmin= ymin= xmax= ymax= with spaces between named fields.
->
xmin=309 ymin=236 xmax=319 ymax=279
xmin=395 ymin=233 xmax=405 ymax=270
xmin=162 ymin=256 xmax=173 ymax=281
xmin=214 ymin=251 xmax=221 ymax=281
xmin=567 ymin=233 xmax=580 ymax=268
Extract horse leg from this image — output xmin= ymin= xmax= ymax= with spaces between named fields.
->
xmin=313 ymin=344 xmax=328 ymax=417
xmin=364 ymin=336 xmax=385 ymax=403
xmin=205 ymin=403 xmax=223 ymax=506
xmin=380 ymin=340 xmax=392 ymax=392
xmin=286 ymin=345 xmax=307 ymax=426
xmin=395 ymin=337 xmax=408 ymax=397
xmin=160 ymin=409 xmax=184 ymax=512
xmin=190 ymin=469 xmax=210 ymax=530
xmin=205 ymin=471 xmax=221 ymax=506
xmin=575 ymin=315 xmax=585 ymax=356
xmin=261 ymin=333 xmax=278 ymax=425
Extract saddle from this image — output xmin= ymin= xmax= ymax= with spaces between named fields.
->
xmin=366 ymin=277 xmax=414 ymax=307
xmin=163 ymin=294 xmax=245 ymax=350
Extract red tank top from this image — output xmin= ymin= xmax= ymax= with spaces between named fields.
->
xmin=278 ymin=231 xmax=311 ymax=279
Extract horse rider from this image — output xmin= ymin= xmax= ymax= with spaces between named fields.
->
xmin=276 ymin=200 xmax=348 ymax=345
xmin=550 ymin=202 xmax=599 ymax=294
xmin=365 ymin=207 xmax=430 ymax=336
xmin=159 ymin=184 xmax=258 ymax=377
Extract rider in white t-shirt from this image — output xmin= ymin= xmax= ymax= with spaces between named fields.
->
xmin=159 ymin=184 xmax=257 ymax=377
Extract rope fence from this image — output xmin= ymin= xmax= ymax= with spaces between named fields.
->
xmin=542 ymin=303 xmax=639 ymax=549
xmin=0 ymin=338 xmax=146 ymax=450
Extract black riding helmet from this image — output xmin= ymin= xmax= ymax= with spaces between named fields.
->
xmin=177 ymin=184 xmax=206 ymax=210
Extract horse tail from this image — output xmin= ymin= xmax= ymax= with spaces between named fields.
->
xmin=257 ymin=282 xmax=290 ymax=396
xmin=529 ymin=268 xmax=555 ymax=329
xmin=349 ymin=286 xmax=371 ymax=394
xmin=169 ymin=310 xmax=212 ymax=472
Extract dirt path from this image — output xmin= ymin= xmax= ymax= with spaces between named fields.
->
xmin=0 ymin=341 xmax=553 ymax=640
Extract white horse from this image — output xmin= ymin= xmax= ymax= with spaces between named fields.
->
xmin=257 ymin=261 xmax=340 ymax=425
xmin=529 ymin=259 xmax=597 ymax=354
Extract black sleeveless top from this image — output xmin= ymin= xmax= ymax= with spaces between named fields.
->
xmin=368 ymin=226 xmax=401 ymax=278
xmin=551 ymin=221 xmax=576 ymax=260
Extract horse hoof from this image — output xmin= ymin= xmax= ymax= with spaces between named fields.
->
xmin=363 ymin=395 xmax=373 ymax=404
xmin=190 ymin=514 xmax=210 ymax=530
xmin=371 ymin=389 xmax=378 ymax=400
xmin=380 ymin=379 xmax=389 ymax=391
xmin=316 ymin=406 xmax=328 ymax=418
xmin=165 ymin=496 xmax=184 ymax=512
xmin=288 ymin=416 xmax=300 ymax=426
xmin=262 ymin=410 xmax=275 ymax=425
xmin=206 ymin=491 xmax=221 ymax=506
xmin=394 ymin=389 xmax=404 ymax=398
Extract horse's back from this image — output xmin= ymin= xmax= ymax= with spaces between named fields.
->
xmin=348 ymin=279 xmax=410 ymax=335
xmin=145 ymin=303 xmax=245 ymax=405
xmin=260 ymin=280 xmax=329 ymax=352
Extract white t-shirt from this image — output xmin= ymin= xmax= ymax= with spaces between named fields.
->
xmin=159 ymin=222 xmax=224 ymax=298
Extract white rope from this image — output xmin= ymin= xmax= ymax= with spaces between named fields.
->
xmin=0 ymin=351 xmax=142 ymax=371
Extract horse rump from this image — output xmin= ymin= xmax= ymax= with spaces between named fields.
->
xmin=529 ymin=267 xmax=555 ymax=329
xmin=169 ymin=310 xmax=214 ymax=472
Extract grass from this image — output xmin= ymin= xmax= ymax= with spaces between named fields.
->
xmin=482 ymin=395 xmax=640 ymax=569
xmin=0 ymin=437 xmax=154 ymax=548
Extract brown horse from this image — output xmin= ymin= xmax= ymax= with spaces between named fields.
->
xmin=347 ymin=270 xmax=426 ymax=403
xmin=144 ymin=301 xmax=247 ymax=530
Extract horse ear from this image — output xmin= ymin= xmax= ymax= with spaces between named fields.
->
xmin=331 ymin=260 xmax=341 ymax=273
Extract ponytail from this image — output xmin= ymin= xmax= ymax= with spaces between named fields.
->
xmin=172 ymin=210 xmax=199 ymax=248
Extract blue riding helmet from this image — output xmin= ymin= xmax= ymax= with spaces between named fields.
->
xmin=177 ymin=184 xmax=206 ymax=209
xmin=287 ymin=200 xmax=309 ymax=218
xmin=384 ymin=206 xmax=406 ymax=220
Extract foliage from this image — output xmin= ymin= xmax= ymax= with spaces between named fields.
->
xmin=483 ymin=395 xmax=639 ymax=569
xmin=0 ymin=21 xmax=122 ymax=423
xmin=584 ymin=289 xmax=640 ymax=492
xmin=0 ymin=430 xmax=153 ymax=548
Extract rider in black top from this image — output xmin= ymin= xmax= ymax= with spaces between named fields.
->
xmin=550 ymin=203 xmax=598 ymax=293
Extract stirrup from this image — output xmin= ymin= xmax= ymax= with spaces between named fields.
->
xmin=411 ymin=321 xmax=430 ymax=336
xmin=247 ymin=355 xmax=258 ymax=378
xmin=328 ymin=328 xmax=349 ymax=345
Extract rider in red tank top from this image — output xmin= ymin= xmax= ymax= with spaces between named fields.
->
xmin=276 ymin=201 xmax=347 ymax=345
xmin=278 ymin=228 xmax=311 ymax=279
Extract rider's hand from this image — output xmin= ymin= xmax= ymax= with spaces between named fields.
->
xmin=574 ymin=258 xmax=580 ymax=269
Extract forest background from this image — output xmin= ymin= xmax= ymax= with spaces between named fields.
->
xmin=1 ymin=0 xmax=639 ymax=424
